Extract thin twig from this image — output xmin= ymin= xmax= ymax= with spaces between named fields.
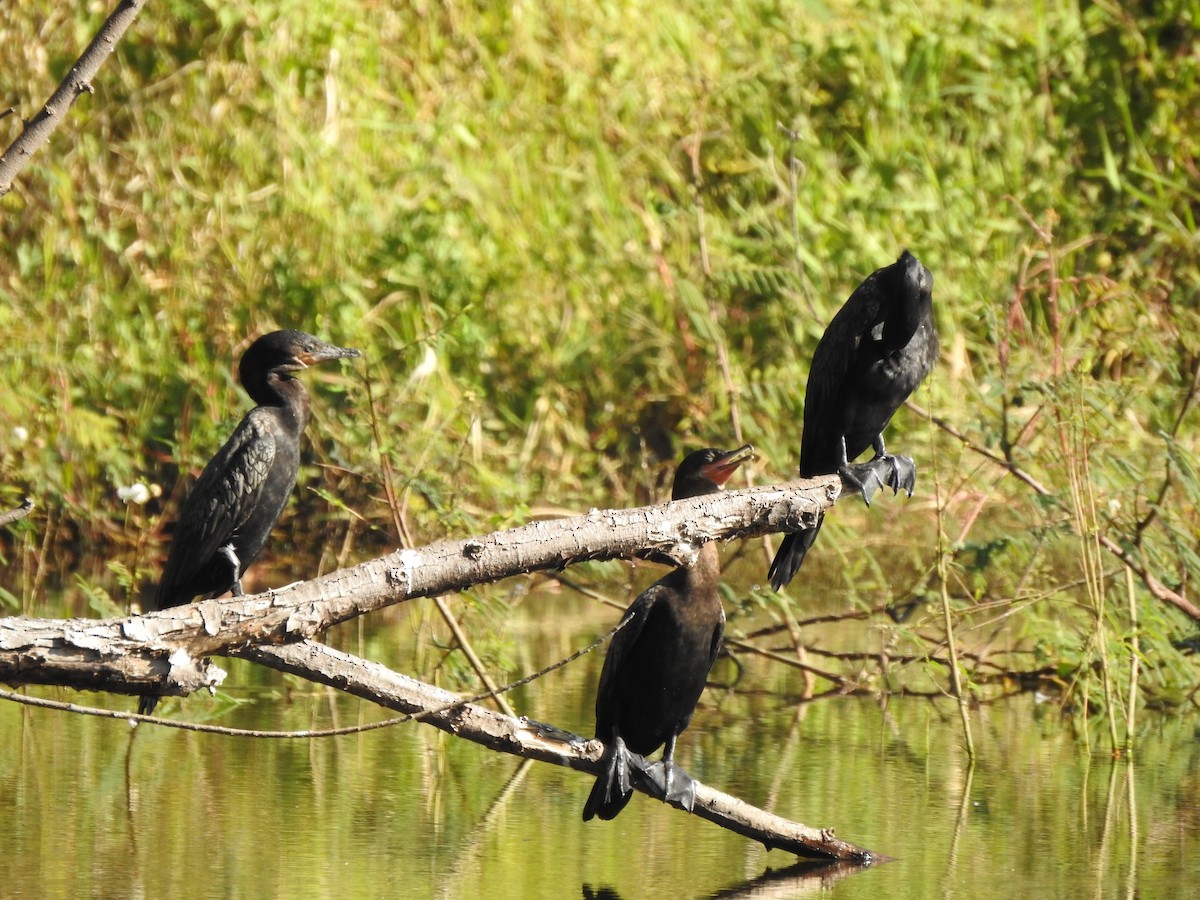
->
xmin=0 ymin=688 xmax=405 ymax=737
xmin=362 ymin=365 xmax=415 ymax=547
xmin=0 ymin=497 xmax=34 ymax=528
xmin=1097 ymin=534 xmax=1200 ymax=620
xmin=1123 ymin=566 xmax=1139 ymax=756
xmin=775 ymin=121 xmax=815 ymax=315
xmin=0 ymin=0 xmax=148 ymax=196
xmin=905 ymin=400 xmax=1057 ymax=499
xmin=1134 ymin=356 xmax=1200 ymax=544
xmin=928 ymin=395 xmax=975 ymax=757
xmin=365 ymin=358 xmax=517 ymax=716
xmin=431 ymin=595 xmax=515 ymax=717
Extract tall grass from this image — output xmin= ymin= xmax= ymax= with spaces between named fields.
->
xmin=1 ymin=0 xmax=1197 ymax=721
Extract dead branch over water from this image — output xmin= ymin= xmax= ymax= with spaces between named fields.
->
xmin=0 ymin=476 xmax=838 ymax=698
xmin=238 ymin=640 xmax=876 ymax=862
xmin=0 ymin=475 xmax=887 ymax=860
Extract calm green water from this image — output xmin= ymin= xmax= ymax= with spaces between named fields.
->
xmin=3 ymin=593 xmax=1198 ymax=899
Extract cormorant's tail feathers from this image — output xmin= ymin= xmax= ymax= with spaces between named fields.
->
xmin=583 ymin=736 xmax=635 ymax=821
xmin=582 ymin=773 xmax=634 ymax=821
xmin=767 ymin=517 xmax=825 ymax=591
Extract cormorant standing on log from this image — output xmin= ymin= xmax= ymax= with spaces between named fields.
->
xmin=583 ymin=444 xmax=754 ymax=821
xmin=768 ymin=250 xmax=938 ymax=591
xmin=139 ymin=330 xmax=360 ymax=714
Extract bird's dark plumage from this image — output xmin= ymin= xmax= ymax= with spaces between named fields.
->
xmin=583 ymin=444 xmax=753 ymax=821
xmin=139 ymin=330 xmax=359 ymax=714
xmin=768 ymin=250 xmax=938 ymax=591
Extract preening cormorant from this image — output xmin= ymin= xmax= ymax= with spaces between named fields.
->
xmin=583 ymin=444 xmax=754 ymax=821
xmin=768 ymin=250 xmax=938 ymax=591
xmin=139 ymin=330 xmax=360 ymax=714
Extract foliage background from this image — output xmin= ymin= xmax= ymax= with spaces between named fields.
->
xmin=1 ymin=0 xmax=1197 ymax=713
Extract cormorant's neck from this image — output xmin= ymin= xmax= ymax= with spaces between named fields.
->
xmin=888 ymin=286 xmax=931 ymax=348
xmin=248 ymin=371 xmax=312 ymax=432
xmin=903 ymin=291 xmax=932 ymax=331
xmin=684 ymin=541 xmax=721 ymax=595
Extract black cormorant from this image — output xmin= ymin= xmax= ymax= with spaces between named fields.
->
xmin=583 ymin=444 xmax=754 ymax=821
xmin=768 ymin=250 xmax=938 ymax=591
xmin=139 ymin=330 xmax=359 ymax=714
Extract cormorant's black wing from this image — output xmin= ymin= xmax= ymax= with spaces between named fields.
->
xmin=799 ymin=268 xmax=888 ymax=474
xmin=583 ymin=582 xmax=671 ymax=822
xmin=593 ymin=583 xmax=666 ymax=726
xmin=156 ymin=409 xmax=277 ymax=607
xmin=706 ymin=605 xmax=726 ymax=672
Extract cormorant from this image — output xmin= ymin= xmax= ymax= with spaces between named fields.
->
xmin=768 ymin=250 xmax=938 ymax=591
xmin=583 ymin=444 xmax=754 ymax=821
xmin=139 ymin=330 xmax=360 ymax=714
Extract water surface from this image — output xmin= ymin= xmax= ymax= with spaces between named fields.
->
xmin=3 ymin=588 xmax=1197 ymax=898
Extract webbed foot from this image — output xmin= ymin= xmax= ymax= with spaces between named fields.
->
xmin=643 ymin=760 xmax=698 ymax=812
xmin=884 ymin=453 xmax=918 ymax=496
xmin=843 ymin=454 xmax=917 ymax=505
xmin=583 ymin=737 xmax=652 ymax=821
xmin=840 ymin=461 xmax=886 ymax=506
xmin=610 ymin=736 xmax=632 ymax=798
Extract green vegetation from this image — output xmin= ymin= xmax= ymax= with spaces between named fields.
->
xmin=2 ymin=1 xmax=1197 ymax=726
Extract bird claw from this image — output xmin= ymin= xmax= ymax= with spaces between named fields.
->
xmin=603 ymin=739 xmax=658 ymax=801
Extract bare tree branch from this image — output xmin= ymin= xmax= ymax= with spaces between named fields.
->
xmin=0 ymin=475 xmax=842 ymax=700
xmin=0 ymin=0 xmax=148 ymax=197
xmin=1097 ymin=534 xmax=1200 ymax=620
xmin=0 ymin=497 xmax=34 ymax=528
xmin=236 ymin=639 xmax=879 ymax=862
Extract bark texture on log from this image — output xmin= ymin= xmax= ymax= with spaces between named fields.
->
xmin=0 ymin=477 xmax=839 ymax=699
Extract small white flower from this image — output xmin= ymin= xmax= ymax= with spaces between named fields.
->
xmin=407 ymin=345 xmax=438 ymax=386
xmin=12 ymin=426 xmax=28 ymax=444
xmin=117 ymin=483 xmax=152 ymax=505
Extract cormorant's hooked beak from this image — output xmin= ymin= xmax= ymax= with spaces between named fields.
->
xmin=295 ymin=344 xmax=362 ymax=369
xmin=701 ymin=443 xmax=755 ymax=486
xmin=898 ymin=249 xmax=932 ymax=296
